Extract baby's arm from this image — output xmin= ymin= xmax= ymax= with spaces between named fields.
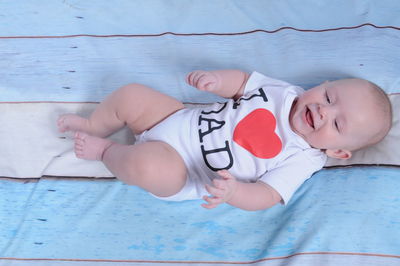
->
xmin=202 ymin=170 xmax=282 ymax=211
xmin=186 ymin=70 xmax=250 ymax=99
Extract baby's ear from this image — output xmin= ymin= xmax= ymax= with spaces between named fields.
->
xmin=325 ymin=149 xmax=352 ymax=160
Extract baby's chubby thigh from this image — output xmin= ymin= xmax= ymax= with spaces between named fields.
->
xmin=133 ymin=108 xmax=204 ymax=200
xmin=108 ymin=83 xmax=185 ymax=134
xmin=122 ymin=140 xmax=188 ymax=198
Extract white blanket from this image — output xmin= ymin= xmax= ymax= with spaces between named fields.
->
xmin=2 ymin=102 xmax=132 ymax=178
xmin=1 ymin=95 xmax=399 ymax=178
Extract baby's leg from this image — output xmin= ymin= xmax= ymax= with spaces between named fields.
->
xmin=58 ymin=84 xmax=184 ymax=137
xmin=75 ymin=132 xmax=187 ymax=197
xmin=74 ymin=132 xmax=113 ymax=160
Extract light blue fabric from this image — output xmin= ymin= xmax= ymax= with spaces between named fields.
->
xmin=1 ymin=0 xmax=400 ymax=103
xmin=1 ymin=26 xmax=400 ymax=103
xmin=1 ymin=0 xmax=400 ymax=36
xmin=1 ymin=167 xmax=399 ymax=262
xmin=1 ymin=0 xmax=399 ymax=264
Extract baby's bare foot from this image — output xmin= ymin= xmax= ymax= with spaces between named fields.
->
xmin=57 ymin=114 xmax=89 ymax=133
xmin=74 ymin=132 xmax=113 ymax=161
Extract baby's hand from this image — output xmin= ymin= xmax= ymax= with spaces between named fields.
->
xmin=201 ymin=170 xmax=238 ymax=209
xmin=186 ymin=70 xmax=221 ymax=92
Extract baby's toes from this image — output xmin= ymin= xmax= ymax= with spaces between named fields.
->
xmin=75 ymin=149 xmax=84 ymax=158
xmin=57 ymin=116 xmax=68 ymax=132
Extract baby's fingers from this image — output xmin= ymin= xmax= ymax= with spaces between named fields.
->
xmin=186 ymin=71 xmax=205 ymax=86
xmin=201 ymin=203 xmax=218 ymax=209
xmin=217 ymin=170 xmax=235 ymax=180
xmin=186 ymin=70 xmax=218 ymax=91
xmin=185 ymin=71 xmax=196 ymax=86
xmin=197 ymin=77 xmax=217 ymax=91
xmin=205 ymin=183 xmax=225 ymax=197
xmin=201 ymin=195 xmax=222 ymax=209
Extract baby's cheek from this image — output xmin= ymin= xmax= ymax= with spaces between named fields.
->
xmin=316 ymin=129 xmax=340 ymax=149
xmin=307 ymin=132 xmax=328 ymax=149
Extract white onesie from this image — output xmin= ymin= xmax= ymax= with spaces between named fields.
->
xmin=137 ymin=72 xmax=327 ymax=204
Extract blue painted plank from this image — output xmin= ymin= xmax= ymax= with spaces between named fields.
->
xmin=1 ymin=0 xmax=400 ymax=36
xmin=1 ymin=26 xmax=399 ymax=103
xmin=1 ymin=1 xmax=399 ymax=264
xmin=1 ymin=167 xmax=399 ymax=261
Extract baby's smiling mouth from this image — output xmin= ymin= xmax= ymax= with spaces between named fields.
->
xmin=305 ymin=107 xmax=314 ymax=129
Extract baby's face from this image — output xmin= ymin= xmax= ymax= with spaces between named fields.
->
xmin=289 ymin=79 xmax=382 ymax=158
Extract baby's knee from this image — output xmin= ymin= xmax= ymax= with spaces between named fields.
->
xmin=120 ymin=143 xmax=187 ymax=196
xmin=117 ymin=83 xmax=153 ymax=97
xmin=121 ymin=153 xmax=155 ymax=185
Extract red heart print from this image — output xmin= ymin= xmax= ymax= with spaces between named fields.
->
xmin=233 ymin=108 xmax=282 ymax=159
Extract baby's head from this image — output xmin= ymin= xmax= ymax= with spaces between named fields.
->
xmin=289 ymin=78 xmax=392 ymax=159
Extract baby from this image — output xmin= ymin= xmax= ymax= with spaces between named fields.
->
xmin=57 ymin=70 xmax=392 ymax=211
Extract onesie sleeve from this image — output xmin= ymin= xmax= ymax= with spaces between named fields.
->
xmin=259 ymin=149 xmax=327 ymax=205
xmin=243 ymin=71 xmax=293 ymax=95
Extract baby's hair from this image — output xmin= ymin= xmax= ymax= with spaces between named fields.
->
xmin=363 ymin=80 xmax=393 ymax=147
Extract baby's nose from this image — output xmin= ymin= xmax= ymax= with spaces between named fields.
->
xmin=317 ymin=104 xmax=328 ymax=120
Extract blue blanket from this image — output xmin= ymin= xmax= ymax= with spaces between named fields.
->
xmin=1 ymin=1 xmax=399 ymax=265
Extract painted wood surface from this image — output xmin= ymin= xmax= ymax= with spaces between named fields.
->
xmin=0 ymin=1 xmax=399 ymax=265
